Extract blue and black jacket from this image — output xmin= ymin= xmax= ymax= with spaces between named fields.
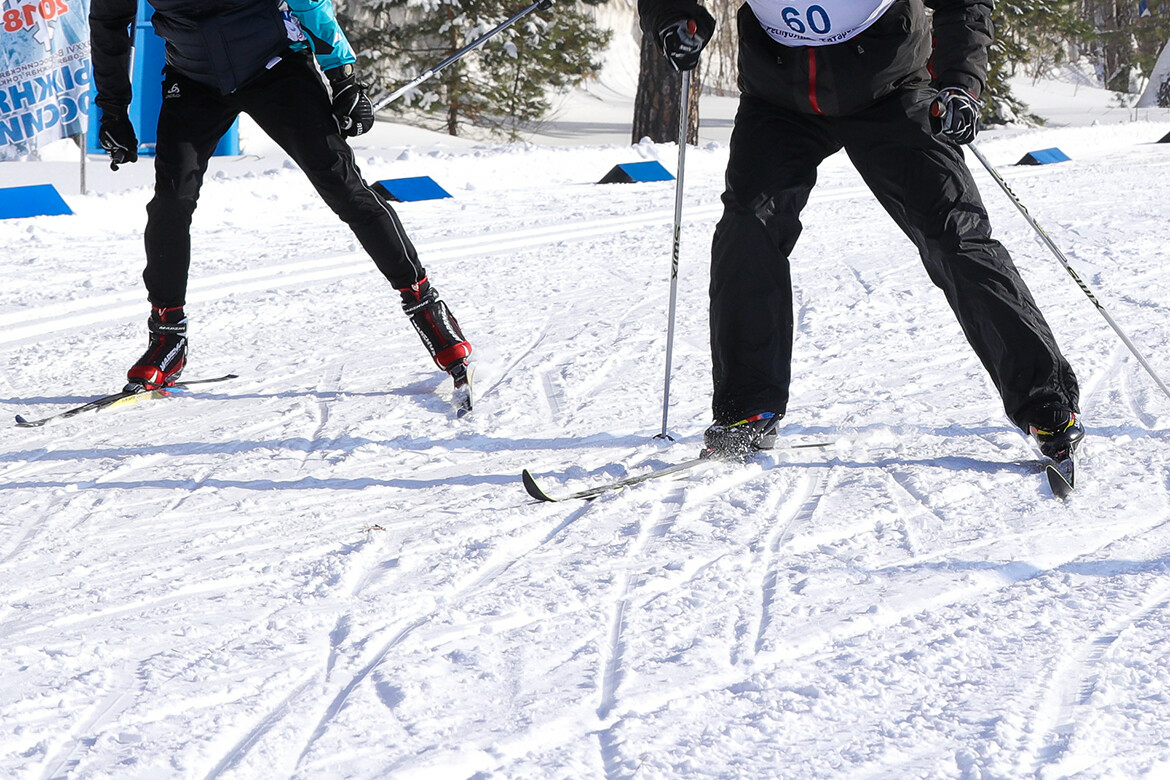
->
xmin=90 ymin=0 xmax=357 ymax=112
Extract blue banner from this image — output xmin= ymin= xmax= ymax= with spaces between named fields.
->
xmin=0 ymin=0 xmax=91 ymax=159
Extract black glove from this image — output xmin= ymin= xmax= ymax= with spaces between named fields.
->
xmin=98 ymin=110 xmax=138 ymax=171
xmin=657 ymin=10 xmax=715 ymax=72
xmin=929 ymin=86 xmax=981 ymax=145
xmin=326 ymin=65 xmax=374 ymax=137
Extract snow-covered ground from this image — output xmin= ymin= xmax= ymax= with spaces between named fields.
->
xmin=3 ymin=64 xmax=1170 ymax=779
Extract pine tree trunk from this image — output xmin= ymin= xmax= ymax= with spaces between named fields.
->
xmin=445 ymin=12 xmax=460 ymax=136
xmin=632 ymin=33 xmax=701 ymax=145
xmin=1088 ymin=0 xmax=1140 ymax=92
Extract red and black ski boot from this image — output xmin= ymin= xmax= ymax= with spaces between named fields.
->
xmin=126 ymin=305 xmax=188 ymax=390
xmin=399 ymin=278 xmax=472 ymax=371
xmin=399 ymin=278 xmax=473 ymax=414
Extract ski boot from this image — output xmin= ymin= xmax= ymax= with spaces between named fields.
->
xmin=702 ymin=412 xmax=782 ymax=459
xmin=399 ymin=278 xmax=473 ymax=411
xmin=1028 ymin=405 xmax=1084 ymax=497
xmin=1028 ymin=406 xmax=1085 ymax=461
xmin=399 ymin=277 xmax=472 ymax=370
xmin=126 ymin=305 xmax=187 ymax=391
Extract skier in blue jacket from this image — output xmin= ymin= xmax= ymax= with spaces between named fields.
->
xmin=89 ymin=0 xmax=472 ymax=400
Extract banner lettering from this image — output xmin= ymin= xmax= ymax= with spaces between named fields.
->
xmin=1 ymin=0 xmax=91 ymax=159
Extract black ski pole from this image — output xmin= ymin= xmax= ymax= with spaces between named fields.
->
xmin=372 ymin=0 xmax=554 ymax=113
xmin=657 ymin=68 xmax=693 ymax=440
xmin=967 ymin=142 xmax=1170 ymax=401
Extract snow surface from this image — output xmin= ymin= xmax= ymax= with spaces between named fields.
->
xmin=3 ymin=75 xmax=1170 ymax=779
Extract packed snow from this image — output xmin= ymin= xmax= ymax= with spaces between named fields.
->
xmin=2 ymin=71 xmax=1170 ymax=779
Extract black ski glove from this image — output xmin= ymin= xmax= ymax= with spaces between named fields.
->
xmin=326 ymin=65 xmax=374 ymax=137
xmin=98 ymin=110 xmax=138 ymax=171
xmin=929 ymin=86 xmax=981 ymax=145
xmin=657 ymin=9 xmax=715 ymax=72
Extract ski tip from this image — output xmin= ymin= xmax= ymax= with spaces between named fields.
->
xmin=521 ymin=469 xmax=557 ymax=502
xmin=452 ymin=365 xmax=473 ymax=418
xmin=453 ymin=389 xmax=472 ymax=418
xmin=1045 ymin=460 xmax=1075 ymax=499
xmin=14 ymin=414 xmax=40 ymax=428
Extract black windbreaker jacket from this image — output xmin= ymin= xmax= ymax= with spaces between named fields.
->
xmin=90 ymin=0 xmax=290 ymax=110
xmin=638 ymin=0 xmax=993 ymax=117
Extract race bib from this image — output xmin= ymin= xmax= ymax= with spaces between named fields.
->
xmin=745 ymin=0 xmax=896 ymax=46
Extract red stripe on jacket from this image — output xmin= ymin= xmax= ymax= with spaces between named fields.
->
xmin=808 ymin=49 xmax=824 ymax=115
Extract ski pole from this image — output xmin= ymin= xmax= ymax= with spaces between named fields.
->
xmin=968 ymin=142 xmax=1170 ymax=402
xmin=658 ymin=67 xmax=692 ymax=439
xmin=372 ymin=0 xmax=554 ymax=113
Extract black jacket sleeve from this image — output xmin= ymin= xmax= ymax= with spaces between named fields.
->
xmin=637 ymin=0 xmax=715 ymax=43
xmin=926 ymin=0 xmax=993 ymax=97
xmin=89 ymin=0 xmax=139 ymax=114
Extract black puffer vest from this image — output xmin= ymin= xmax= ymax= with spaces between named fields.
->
xmin=148 ymin=0 xmax=290 ymax=94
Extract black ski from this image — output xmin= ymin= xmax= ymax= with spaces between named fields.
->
xmin=523 ymin=456 xmax=710 ymax=502
xmin=522 ymin=441 xmax=833 ymax=503
xmin=1045 ymin=454 xmax=1075 ymax=499
xmin=14 ymin=374 xmax=238 ymax=428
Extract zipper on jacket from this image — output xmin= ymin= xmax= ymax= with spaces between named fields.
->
xmin=807 ymin=49 xmax=824 ymax=115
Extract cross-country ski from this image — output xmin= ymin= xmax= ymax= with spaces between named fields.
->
xmin=522 ymin=441 xmax=836 ymax=502
xmin=13 ymin=374 xmax=239 ymax=427
xmin=1045 ymin=454 xmax=1077 ymax=498
xmin=523 ymin=455 xmax=713 ymax=502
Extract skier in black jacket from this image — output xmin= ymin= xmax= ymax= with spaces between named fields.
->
xmin=639 ymin=0 xmax=1084 ymax=462
xmin=89 ymin=0 xmax=472 ymax=399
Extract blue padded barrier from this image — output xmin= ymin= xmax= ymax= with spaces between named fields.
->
xmin=372 ymin=177 xmax=453 ymax=202
xmin=1016 ymin=148 xmax=1071 ymax=165
xmin=0 ymin=184 xmax=72 ymax=219
xmin=598 ymin=161 xmax=674 ymax=184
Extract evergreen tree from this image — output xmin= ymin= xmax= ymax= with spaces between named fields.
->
xmin=1083 ymin=0 xmax=1170 ymax=92
xmin=337 ymin=0 xmax=609 ymax=139
xmin=1127 ymin=0 xmax=1170 ymax=94
xmin=702 ymin=0 xmax=741 ymax=95
xmin=988 ymin=0 xmax=1169 ymax=120
xmin=986 ymin=0 xmax=1092 ymax=124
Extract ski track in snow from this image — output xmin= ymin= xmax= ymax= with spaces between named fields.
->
xmin=1025 ymin=568 xmax=1170 ymax=778
xmin=3 ymin=121 xmax=1170 ymax=778
xmin=749 ymin=467 xmax=830 ymax=660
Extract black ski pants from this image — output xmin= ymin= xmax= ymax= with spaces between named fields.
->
xmin=143 ymin=51 xmax=424 ymax=306
xmin=710 ymin=89 xmax=1080 ymax=431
